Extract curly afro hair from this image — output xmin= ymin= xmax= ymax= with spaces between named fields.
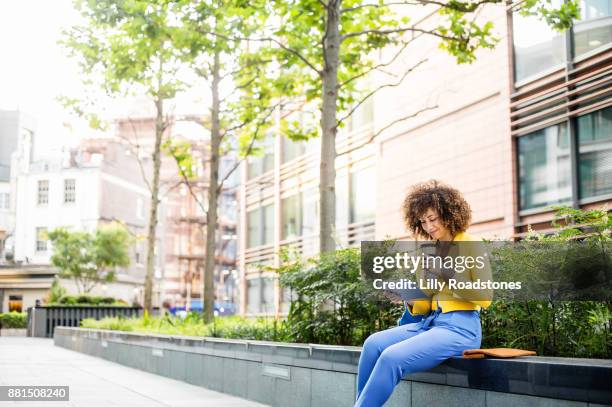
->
xmin=401 ymin=180 xmax=471 ymax=240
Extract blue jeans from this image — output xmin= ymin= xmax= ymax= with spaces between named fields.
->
xmin=355 ymin=309 xmax=482 ymax=407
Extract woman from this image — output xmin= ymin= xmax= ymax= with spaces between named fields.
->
xmin=355 ymin=180 xmax=492 ymax=407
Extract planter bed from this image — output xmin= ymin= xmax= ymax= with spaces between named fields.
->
xmin=54 ymin=327 xmax=612 ymax=407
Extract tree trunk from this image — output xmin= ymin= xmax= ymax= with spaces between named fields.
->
xmin=203 ymin=48 xmax=221 ymax=323
xmin=319 ymin=0 xmax=341 ymax=254
xmin=144 ymin=81 xmax=164 ymax=314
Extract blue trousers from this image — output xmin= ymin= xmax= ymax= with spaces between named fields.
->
xmin=355 ymin=309 xmax=482 ymax=407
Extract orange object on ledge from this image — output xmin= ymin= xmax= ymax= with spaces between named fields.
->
xmin=462 ymin=348 xmax=537 ymax=359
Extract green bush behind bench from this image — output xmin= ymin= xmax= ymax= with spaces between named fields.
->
xmin=0 ymin=312 xmax=28 ymax=329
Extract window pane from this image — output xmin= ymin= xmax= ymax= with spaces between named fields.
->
xmin=247 ymin=136 xmax=275 ymax=180
xmin=573 ymin=0 xmax=612 ymax=57
xmin=283 ymin=138 xmax=306 ymax=163
xmin=247 ymin=278 xmax=261 ymax=314
xmin=36 ymin=227 xmax=48 ymax=252
xmin=518 ymin=123 xmax=572 ymax=210
xmin=247 ymin=204 xmax=274 ymax=248
xmin=0 ymin=192 xmax=9 ymax=210
xmin=350 ymin=167 xmax=376 ymax=223
xmin=247 ymin=209 xmax=260 ymax=248
xmin=8 ymin=295 xmax=23 ymax=312
xmin=64 ymin=179 xmax=76 ymax=203
xmin=335 ymin=175 xmax=349 ymax=234
xmin=578 ymin=106 xmax=612 ymax=198
xmin=302 ymin=188 xmax=318 ymax=237
xmin=282 ymin=194 xmax=301 ymax=240
xmin=261 ymin=277 xmax=275 ymax=313
xmin=37 ymin=180 xmax=49 ymax=205
xmin=513 ymin=9 xmax=565 ymax=82
xmin=263 ymin=204 xmax=274 ymax=245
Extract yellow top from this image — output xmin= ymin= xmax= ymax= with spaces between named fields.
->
xmin=408 ymin=231 xmax=493 ymax=315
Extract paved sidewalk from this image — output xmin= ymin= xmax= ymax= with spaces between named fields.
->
xmin=0 ymin=337 xmax=268 ymax=407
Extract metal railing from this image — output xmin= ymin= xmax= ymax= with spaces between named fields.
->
xmin=27 ymin=306 xmax=142 ymax=338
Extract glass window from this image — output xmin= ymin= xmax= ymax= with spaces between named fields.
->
xmin=246 ymin=204 xmax=274 ymax=248
xmin=247 ymin=209 xmax=261 ymax=248
xmin=281 ymin=190 xmax=318 ymax=240
xmin=247 ymin=278 xmax=261 ymax=314
xmin=247 ymin=136 xmax=275 ymax=179
xmin=350 ymin=167 xmax=376 ymax=223
xmin=282 ymin=194 xmax=301 ymax=240
xmin=263 ymin=204 xmax=274 ymax=245
xmin=36 ymin=227 xmax=48 ymax=252
xmin=518 ymin=123 xmax=572 ymax=210
xmin=8 ymin=295 xmax=23 ymax=312
xmin=37 ymin=180 xmax=49 ymax=205
xmin=573 ymin=0 xmax=612 ymax=57
xmin=578 ymin=106 xmax=612 ymax=198
xmin=0 ymin=192 xmax=9 ymax=210
xmin=262 ymin=277 xmax=275 ymax=313
xmin=64 ymin=179 xmax=76 ymax=203
xmin=302 ymin=188 xmax=318 ymax=237
xmin=283 ymin=138 xmax=306 ymax=163
xmin=513 ymin=8 xmax=566 ymax=82
xmin=335 ymin=175 xmax=349 ymax=234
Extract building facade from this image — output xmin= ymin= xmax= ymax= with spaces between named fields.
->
xmin=238 ymin=1 xmax=612 ymax=316
xmin=0 ymin=110 xmax=36 ymax=262
xmin=4 ymin=138 xmax=157 ymax=311
xmin=114 ymin=117 xmax=239 ymax=312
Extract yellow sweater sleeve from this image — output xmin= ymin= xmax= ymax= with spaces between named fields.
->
xmin=407 ymin=299 xmax=432 ymax=315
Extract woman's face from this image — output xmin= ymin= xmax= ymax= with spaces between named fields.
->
xmin=419 ymin=208 xmax=451 ymax=241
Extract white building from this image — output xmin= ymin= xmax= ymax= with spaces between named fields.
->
xmin=0 ymin=110 xmax=36 ymax=261
xmin=1 ymin=134 xmax=165 ymax=312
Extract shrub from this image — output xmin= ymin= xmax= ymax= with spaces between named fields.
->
xmin=81 ymin=314 xmax=291 ymax=340
xmin=53 ymin=295 xmax=126 ymax=306
xmin=274 ymin=248 xmax=401 ymax=346
xmin=481 ymin=206 xmax=611 ymax=358
xmin=0 ymin=312 xmax=28 ymax=329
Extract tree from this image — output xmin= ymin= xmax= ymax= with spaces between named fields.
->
xmin=48 ymin=223 xmax=132 ymax=294
xmin=163 ymin=0 xmax=280 ymax=322
xmin=63 ymin=0 xmax=185 ymax=313
xmin=249 ymin=0 xmax=579 ymax=254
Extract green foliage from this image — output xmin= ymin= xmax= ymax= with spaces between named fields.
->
xmin=48 ymin=278 xmax=67 ymax=304
xmin=48 ymin=223 xmax=133 ymax=294
xmin=162 ymin=139 xmax=197 ymax=180
xmin=64 ymin=0 xmax=184 ymax=99
xmin=482 ymin=206 xmax=611 ymax=358
xmin=255 ymin=0 xmax=580 ymax=136
xmin=81 ymin=314 xmax=292 ymax=340
xmin=275 ymin=248 xmax=401 ymax=345
xmin=0 ymin=312 xmax=28 ymax=329
xmin=481 ymin=301 xmax=611 ymax=358
xmin=77 ymin=207 xmax=609 ymax=357
xmin=51 ymin=295 xmax=127 ymax=306
xmin=519 ymin=0 xmax=580 ymax=31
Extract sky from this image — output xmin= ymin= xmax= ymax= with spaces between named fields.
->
xmin=0 ymin=0 xmax=85 ymax=155
xmin=0 ymin=0 xmax=212 ymax=158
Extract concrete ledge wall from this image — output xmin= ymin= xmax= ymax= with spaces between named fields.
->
xmin=54 ymin=327 xmax=611 ymax=407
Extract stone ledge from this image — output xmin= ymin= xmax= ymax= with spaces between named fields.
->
xmin=55 ymin=327 xmax=612 ymax=406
